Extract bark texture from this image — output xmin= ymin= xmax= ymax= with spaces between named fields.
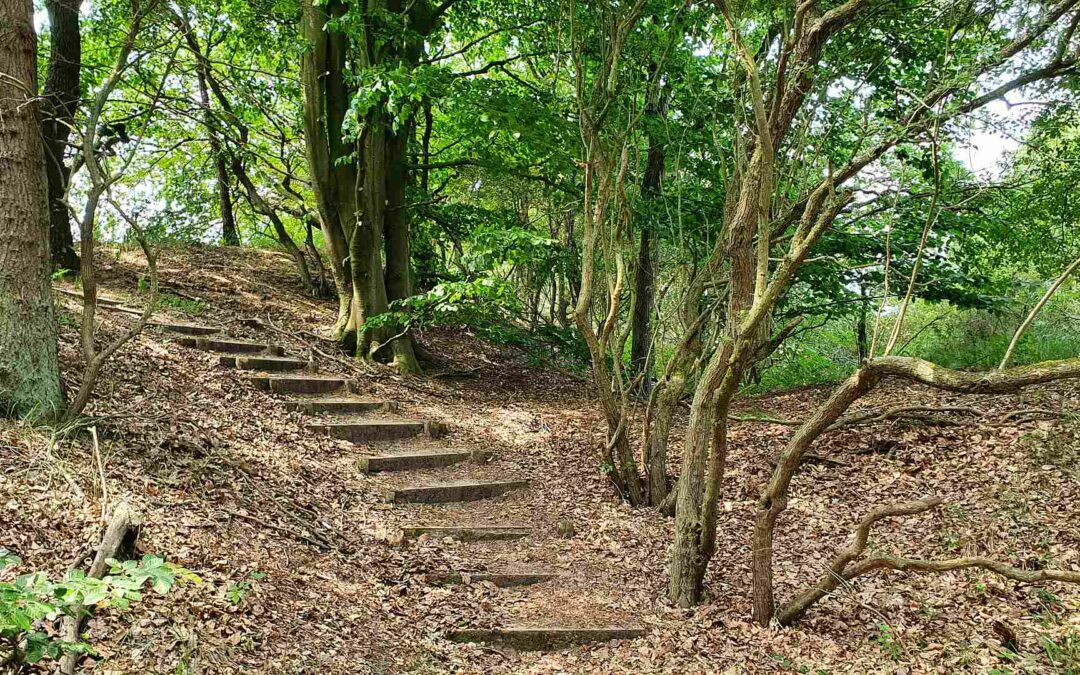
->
xmin=42 ymin=0 xmax=81 ymax=272
xmin=59 ymin=502 xmax=142 ymax=674
xmin=300 ymin=0 xmax=356 ymax=339
xmin=0 ymin=0 xmax=65 ymax=418
xmin=629 ymin=78 xmax=664 ymax=385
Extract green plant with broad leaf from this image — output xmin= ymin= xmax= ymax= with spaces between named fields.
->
xmin=0 ymin=548 xmax=199 ymax=669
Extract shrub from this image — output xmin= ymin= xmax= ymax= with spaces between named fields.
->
xmin=0 ymin=549 xmax=197 ymax=668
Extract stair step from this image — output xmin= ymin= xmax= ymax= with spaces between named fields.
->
xmin=153 ymin=321 xmax=220 ymax=336
xmin=426 ymin=571 xmax=555 ymax=588
xmin=401 ymin=525 xmax=531 ymax=541
xmin=56 ymin=289 xmax=123 ymax=306
xmin=107 ymin=305 xmax=145 ymax=315
xmin=359 ymin=449 xmax=487 ymax=473
xmin=286 ymin=399 xmax=395 ymax=415
xmin=245 ymin=375 xmax=352 ymax=395
xmin=180 ymin=337 xmax=284 ymax=355
xmin=389 ymin=480 xmax=528 ymax=504
xmin=221 ymin=355 xmax=309 ymax=372
xmin=310 ymin=420 xmax=438 ymax=443
xmin=447 ymin=627 xmax=645 ymax=651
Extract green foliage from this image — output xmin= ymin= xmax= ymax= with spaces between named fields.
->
xmin=748 ymin=327 xmax=858 ymax=393
xmin=368 ymin=277 xmax=521 ymax=333
xmin=480 ymin=322 xmax=590 ymax=369
xmin=0 ymin=549 xmax=198 ymax=668
xmin=753 ymin=285 xmax=1080 ymax=392
xmin=365 ymin=276 xmax=589 ymax=369
xmin=873 ymin=623 xmax=903 ymax=662
xmin=156 ymin=294 xmax=208 ymax=316
xmin=1040 ymin=630 xmax=1080 ymax=674
xmin=225 ymin=571 xmax=266 ymax=606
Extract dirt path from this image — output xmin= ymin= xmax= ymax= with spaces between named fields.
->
xmin=2 ymin=247 xmax=1078 ymax=673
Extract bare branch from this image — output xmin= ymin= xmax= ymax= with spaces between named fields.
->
xmin=776 ymin=496 xmax=1080 ymax=625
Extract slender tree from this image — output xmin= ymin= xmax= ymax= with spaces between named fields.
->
xmin=629 ymin=62 xmax=666 ymax=392
xmin=175 ymin=9 xmax=239 ymax=247
xmin=41 ymin=0 xmax=82 ymax=272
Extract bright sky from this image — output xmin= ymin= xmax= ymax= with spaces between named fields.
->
xmin=953 ymin=99 xmax=1025 ymax=179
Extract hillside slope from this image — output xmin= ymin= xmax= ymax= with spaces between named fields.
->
xmin=2 ymin=245 xmax=1078 ymax=674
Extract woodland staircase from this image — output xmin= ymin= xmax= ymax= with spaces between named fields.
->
xmin=83 ymin=294 xmax=644 ymax=653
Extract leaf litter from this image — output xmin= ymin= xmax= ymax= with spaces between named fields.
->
xmin=0 ymin=245 xmax=1077 ymax=673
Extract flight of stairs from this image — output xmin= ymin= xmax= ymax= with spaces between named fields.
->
xmin=77 ymin=294 xmax=644 ymax=652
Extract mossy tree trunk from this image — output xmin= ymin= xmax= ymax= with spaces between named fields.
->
xmin=300 ymin=0 xmax=356 ymax=342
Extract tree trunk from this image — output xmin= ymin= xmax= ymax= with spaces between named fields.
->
xmin=0 ymin=0 xmax=65 ymax=418
xmin=41 ymin=0 xmax=81 ymax=273
xmin=216 ymin=155 xmax=239 ymax=245
xmin=305 ymin=217 xmax=329 ymax=294
xmin=188 ymin=35 xmax=238 ymax=247
xmin=172 ymin=10 xmax=240 ymax=247
xmin=357 ymin=112 xmax=392 ymax=359
xmin=232 ymin=158 xmax=315 ymax=293
xmin=383 ymin=124 xmax=421 ymax=372
xmin=629 ymin=68 xmax=665 ymax=388
xmin=856 ymin=283 xmax=868 ymax=361
xmin=629 ymin=228 xmax=654 ymax=382
xmin=668 ymin=342 xmax=737 ymax=606
xmin=645 ymin=371 xmax=681 ymax=504
xmin=299 ymin=0 xmax=355 ymax=341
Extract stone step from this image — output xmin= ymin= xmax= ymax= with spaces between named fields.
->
xmin=426 ymin=571 xmax=555 ymax=588
xmin=401 ymin=525 xmax=531 ymax=541
xmin=153 ymin=321 xmax=220 ymax=336
xmin=286 ymin=399 xmax=395 ymax=415
xmin=447 ymin=627 xmax=645 ymax=651
xmin=105 ymin=305 xmax=144 ymax=315
xmin=179 ymin=337 xmax=284 ymax=356
xmin=245 ymin=375 xmax=352 ymax=395
xmin=310 ymin=420 xmax=439 ymax=443
xmin=389 ymin=480 xmax=528 ymax=504
xmin=56 ymin=289 xmax=123 ymax=306
xmin=359 ymin=449 xmax=488 ymax=474
xmin=220 ymin=355 xmax=309 ymax=372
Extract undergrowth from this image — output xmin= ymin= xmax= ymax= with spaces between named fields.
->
xmin=750 ymin=290 xmax=1080 ymax=393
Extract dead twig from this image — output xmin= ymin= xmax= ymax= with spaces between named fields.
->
xmin=60 ymin=502 xmax=142 ymax=674
xmin=222 ymin=508 xmax=334 ymax=551
xmin=90 ymin=426 xmax=108 ymax=524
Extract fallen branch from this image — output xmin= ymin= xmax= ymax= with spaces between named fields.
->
xmin=756 ymin=354 xmax=1080 ymax=625
xmin=60 ymin=502 xmax=142 ymax=674
xmin=776 ymin=496 xmax=1080 ymax=625
xmin=828 ymin=404 xmax=979 ymax=430
xmin=729 ymin=404 xmax=981 ymax=430
xmin=995 ymin=407 xmax=1064 ymax=423
xmin=844 ymin=554 xmax=1080 ymax=584
xmin=223 ymin=508 xmax=334 ymax=551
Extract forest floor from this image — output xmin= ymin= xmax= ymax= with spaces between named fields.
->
xmin=2 ymin=245 xmax=1079 ymax=674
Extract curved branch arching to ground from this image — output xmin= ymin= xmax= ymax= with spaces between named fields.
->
xmin=775 ymin=497 xmax=1080 ymax=625
xmin=752 ymin=354 xmax=1080 ymax=625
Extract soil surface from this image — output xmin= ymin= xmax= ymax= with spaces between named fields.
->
xmin=2 ymin=245 xmax=1078 ymax=673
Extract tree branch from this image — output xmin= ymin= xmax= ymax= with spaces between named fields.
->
xmin=776 ymin=496 xmax=1080 ymax=625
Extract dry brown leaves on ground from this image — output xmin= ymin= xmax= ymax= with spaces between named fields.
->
xmin=1 ymin=246 xmax=1077 ymax=673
